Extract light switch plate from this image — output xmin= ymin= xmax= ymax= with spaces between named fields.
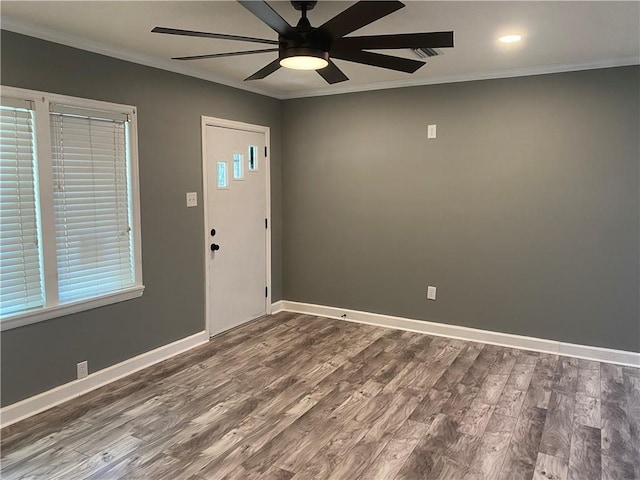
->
xmin=186 ymin=192 xmax=198 ymax=207
xmin=427 ymin=124 xmax=437 ymax=139
xmin=427 ymin=286 xmax=437 ymax=300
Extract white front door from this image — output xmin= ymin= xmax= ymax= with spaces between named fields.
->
xmin=203 ymin=119 xmax=269 ymax=336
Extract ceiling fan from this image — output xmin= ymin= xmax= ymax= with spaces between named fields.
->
xmin=152 ymin=0 xmax=454 ymax=84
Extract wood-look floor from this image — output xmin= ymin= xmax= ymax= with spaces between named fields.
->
xmin=1 ymin=312 xmax=639 ymax=480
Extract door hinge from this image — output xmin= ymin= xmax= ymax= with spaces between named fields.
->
xmin=265 ymin=286 xmax=268 ymax=298
xmin=265 ymin=218 xmax=268 ymax=229
xmin=264 ymin=146 xmax=268 ymax=157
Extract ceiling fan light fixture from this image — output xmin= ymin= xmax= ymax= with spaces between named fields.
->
xmin=157 ymin=1 xmax=455 ymax=84
xmin=279 ymin=48 xmax=329 ymax=70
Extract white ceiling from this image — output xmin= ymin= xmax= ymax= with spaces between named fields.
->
xmin=2 ymin=1 xmax=639 ymax=99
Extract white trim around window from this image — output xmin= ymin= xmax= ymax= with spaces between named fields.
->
xmin=0 ymin=86 xmax=144 ymax=331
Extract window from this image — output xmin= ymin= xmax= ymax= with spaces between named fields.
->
xmin=0 ymin=99 xmax=44 ymax=317
xmin=233 ymin=153 xmax=244 ymax=180
xmin=217 ymin=161 xmax=228 ymax=188
xmin=0 ymin=87 xmax=143 ymax=330
xmin=248 ymin=145 xmax=258 ymax=171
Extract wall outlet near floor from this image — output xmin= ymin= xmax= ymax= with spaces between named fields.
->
xmin=77 ymin=361 xmax=88 ymax=379
xmin=427 ymin=286 xmax=437 ymax=300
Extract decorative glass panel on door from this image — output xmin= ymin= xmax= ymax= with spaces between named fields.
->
xmin=248 ymin=145 xmax=258 ymax=171
xmin=217 ymin=161 xmax=228 ymax=188
xmin=233 ymin=153 xmax=244 ymax=180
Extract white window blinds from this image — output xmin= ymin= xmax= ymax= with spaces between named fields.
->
xmin=1 ymin=87 xmax=142 ymax=330
xmin=0 ymin=101 xmax=45 ymax=316
xmin=50 ymin=108 xmax=135 ymax=304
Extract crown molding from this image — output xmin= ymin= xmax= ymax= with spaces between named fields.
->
xmin=280 ymin=56 xmax=640 ymax=99
xmin=0 ymin=17 xmax=282 ymax=99
xmin=2 ymin=17 xmax=638 ymax=101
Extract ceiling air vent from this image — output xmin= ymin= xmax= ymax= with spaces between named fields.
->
xmin=410 ymin=47 xmax=444 ymax=59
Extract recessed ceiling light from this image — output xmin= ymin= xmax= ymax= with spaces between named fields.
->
xmin=499 ymin=34 xmax=522 ymax=44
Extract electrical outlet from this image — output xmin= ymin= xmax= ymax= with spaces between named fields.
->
xmin=186 ymin=192 xmax=198 ymax=207
xmin=427 ymin=286 xmax=437 ymax=300
xmin=77 ymin=361 xmax=88 ymax=379
xmin=427 ymin=124 xmax=437 ymax=139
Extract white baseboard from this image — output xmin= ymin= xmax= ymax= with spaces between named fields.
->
xmin=279 ymin=301 xmax=640 ymax=368
xmin=4 ymin=304 xmax=637 ymax=428
xmin=270 ymin=300 xmax=285 ymax=314
xmin=0 ymin=331 xmax=209 ymax=428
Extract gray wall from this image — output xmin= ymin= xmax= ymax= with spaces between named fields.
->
xmin=282 ymin=66 xmax=640 ymax=353
xmin=0 ymin=31 xmax=283 ymax=406
xmin=2 ymin=30 xmax=638 ymax=407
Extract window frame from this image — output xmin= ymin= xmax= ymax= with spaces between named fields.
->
xmin=1 ymin=86 xmax=144 ymax=331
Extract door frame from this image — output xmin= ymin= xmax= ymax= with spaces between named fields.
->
xmin=201 ymin=116 xmax=271 ymax=337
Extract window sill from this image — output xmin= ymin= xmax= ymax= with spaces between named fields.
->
xmin=0 ymin=286 xmax=145 ymax=331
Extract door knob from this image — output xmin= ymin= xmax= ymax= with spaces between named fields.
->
xmin=210 ymin=243 xmax=220 ymax=251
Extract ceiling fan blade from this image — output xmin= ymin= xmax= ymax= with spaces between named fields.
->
xmin=172 ymin=49 xmax=278 ymax=61
xmin=151 ymin=27 xmax=277 ymax=45
xmin=237 ymin=1 xmax=295 ymax=36
xmin=331 ymin=50 xmax=425 ymax=73
xmin=318 ymin=1 xmax=405 ymax=39
xmin=317 ymin=61 xmax=349 ymax=84
xmin=335 ymin=32 xmax=454 ymax=51
xmin=245 ymin=58 xmax=282 ymax=81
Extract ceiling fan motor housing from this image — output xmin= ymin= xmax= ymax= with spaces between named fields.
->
xmin=280 ymin=1 xmax=329 ymax=64
xmin=278 ymin=31 xmax=330 ymax=64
